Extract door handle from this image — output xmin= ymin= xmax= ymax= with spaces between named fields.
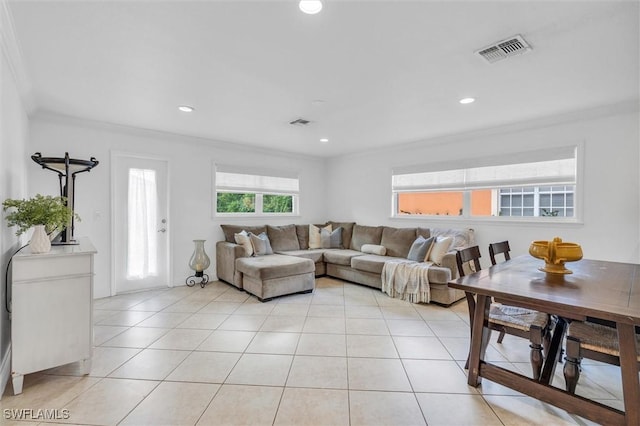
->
xmin=158 ymin=228 xmax=166 ymax=233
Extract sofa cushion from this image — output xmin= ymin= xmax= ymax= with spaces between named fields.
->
xmin=328 ymin=221 xmax=355 ymax=249
xmin=295 ymin=224 xmax=310 ymax=249
xmin=221 ymin=225 xmax=266 ymax=243
xmin=349 ymin=225 xmax=383 ymax=251
xmin=267 ymin=224 xmax=300 ymax=252
xmin=352 ymin=254 xmax=411 ymax=274
xmin=381 ymin=227 xmax=418 ymax=258
xmin=427 ymin=265 xmax=452 ymax=284
xmin=323 ymin=249 xmax=365 ymax=266
xmin=276 ymin=249 xmax=329 ymax=264
xmin=416 ymin=227 xmax=431 ymax=239
xmin=236 ymin=255 xmax=315 ymax=280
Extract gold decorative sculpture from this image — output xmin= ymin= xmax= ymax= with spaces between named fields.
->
xmin=529 ymin=237 xmax=583 ymax=274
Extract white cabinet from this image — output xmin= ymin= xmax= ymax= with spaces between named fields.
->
xmin=10 ymin=238 xmax=96 ymax=395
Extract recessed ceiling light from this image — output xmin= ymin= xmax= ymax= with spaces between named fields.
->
xmin=459 ymin=97 xmax=475 ymax=104
xmin=320 ymin=138 xmax=329 ymax=143
xmin=178 ymin=105 xmax=194 ymax=112
xmin=299 ymin=0 xmax=322 ymax=14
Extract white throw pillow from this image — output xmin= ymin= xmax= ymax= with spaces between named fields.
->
xmin=234 ymin=230 xmax=253 ymax=257
xmin=309 ymin=224 xmax=332 ymax=249
xmin=361 ymin=244 xmax=387 ymax=256
xmin=428 ymin=236 xmax=453 ymax=265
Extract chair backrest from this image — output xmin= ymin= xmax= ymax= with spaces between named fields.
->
xmin=489 ymin=241 xmax=511 ymax=266
xmin=455 ymin=246 xmax=482 ymax=277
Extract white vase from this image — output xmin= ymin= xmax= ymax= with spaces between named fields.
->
xmin=30 ymin=225 xmax=51 ymax=254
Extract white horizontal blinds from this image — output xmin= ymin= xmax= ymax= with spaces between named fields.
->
xmin=392 ymin=146 xmax=576 ymax=191
xmin=216 ymin=165 xmax=299 ymax=194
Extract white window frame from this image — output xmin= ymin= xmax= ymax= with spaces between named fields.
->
xmin=214 ymin=164 xmax=300 ymax=217
xmin=391 ymin=144 xmax=583 ymax=223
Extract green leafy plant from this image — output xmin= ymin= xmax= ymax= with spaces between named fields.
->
xmin=2 ymin=194 xmax=79 ymax=236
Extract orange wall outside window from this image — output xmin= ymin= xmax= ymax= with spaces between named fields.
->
xmin=398 ymin=190 xmax=493 ymax=216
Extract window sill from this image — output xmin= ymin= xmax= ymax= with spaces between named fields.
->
xmin=214 ymin=213 xmax=301 ymax=219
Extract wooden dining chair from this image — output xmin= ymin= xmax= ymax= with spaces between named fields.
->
xmin=489 ymin=240 xmax=511 ymax=266
xmin=563 ymin=321 xmax=640 ymax=394
xmin=456 ymin=245 xmax=551 ymax=380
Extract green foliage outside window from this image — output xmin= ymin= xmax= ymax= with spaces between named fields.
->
xmin=263 ymin=194 xmax=293 ymax=213
xmin=217 ymin=193 xmax=255 ymax=213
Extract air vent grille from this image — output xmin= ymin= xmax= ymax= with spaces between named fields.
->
xmin=476 ymin=35 xmax=531 ymax=63
xmin=289 ymin=118 xmax=311 ymax=126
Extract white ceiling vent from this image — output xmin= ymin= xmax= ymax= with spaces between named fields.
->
xmin=475 ymin=35 xmax=531 ymax=64
xmin=289 ymin=118 xmax=311 ymax=126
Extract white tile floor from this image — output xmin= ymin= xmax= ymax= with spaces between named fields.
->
xmin=0 ymin=277 xmax=626 ymax=425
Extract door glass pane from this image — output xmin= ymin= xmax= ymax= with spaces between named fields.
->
xmin=127 ymin=168 xmax=158 ymax=279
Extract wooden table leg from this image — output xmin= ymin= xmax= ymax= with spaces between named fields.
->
xmin=616 ymin=322 xmax=640 ymax=426
xmin=540 ymin=316 xmax=567 ymax=385
xmin=468 ymin=294 xmax=491 ymax=386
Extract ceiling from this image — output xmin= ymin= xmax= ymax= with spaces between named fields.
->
xmin=8 ymin=1 xmax=640 ymax=157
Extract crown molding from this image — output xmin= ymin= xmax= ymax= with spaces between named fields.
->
xmin=1 ymin=0 xmax=35 ymax=112
xmin=31 ymin=109 xmax=327 ymax=163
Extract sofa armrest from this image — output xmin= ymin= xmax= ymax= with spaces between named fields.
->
xmin=440 ymin=251 xmax=458 ymax=280
xmin=216 ymin=241 xmax=246 ymax=287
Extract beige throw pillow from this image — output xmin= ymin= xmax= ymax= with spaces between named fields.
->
xmin=309 ymin=224 xmax=332 ymax=249
xmin=234 ymin=230 xmax=253 ymax=257
xmin=428 ymin=236 xmax=453 ymax=265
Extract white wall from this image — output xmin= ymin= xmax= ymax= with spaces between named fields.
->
xmin=326 ymin=104 xmax=640 ymax=266
xmin=0 ymin=34 xmax=29 ymax=397
xmin=27 ymin=113 xmax=328 ymax=298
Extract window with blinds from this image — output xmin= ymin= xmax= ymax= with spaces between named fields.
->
xmin=391 ymin=146 xmax=579 ymax=219
xmin=215 ymin=165 xmax=299 ymax=215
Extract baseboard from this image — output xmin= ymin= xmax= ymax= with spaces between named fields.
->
xmin=0 ymin=343 xmax=11 ymax=400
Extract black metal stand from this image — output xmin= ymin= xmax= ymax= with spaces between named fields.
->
xmin=186 ymin=270 xmax=209 ymax=288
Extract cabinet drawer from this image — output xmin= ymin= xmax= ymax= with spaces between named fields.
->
xmin=13 ymin=254 xmax=92 ymax=282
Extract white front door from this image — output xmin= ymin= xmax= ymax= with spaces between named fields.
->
xmin=113 ymin=153 xmax=170 ymax=294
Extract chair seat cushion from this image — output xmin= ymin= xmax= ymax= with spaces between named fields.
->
xmin=489 ymin=304 xmax=548 ymax=331
xmin=567 ymin=321 xmax=640 ymax=359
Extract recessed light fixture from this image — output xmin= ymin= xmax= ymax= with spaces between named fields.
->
xmin=459 ymin=97 xmax=475 ymax=104
xmin=299 ymin=0 xmax=322 ymax=14
xmin=178 ymin=105 xmax=194 ymax=112
xmin=320 ymin=138 xmax=329 ymax=143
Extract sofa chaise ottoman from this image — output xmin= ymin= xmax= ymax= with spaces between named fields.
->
xmin=235 ymin=254 xmax=315 ymax=302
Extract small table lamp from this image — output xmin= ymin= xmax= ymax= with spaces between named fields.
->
xmin=186 ymin=239 xmax=210 ymax=288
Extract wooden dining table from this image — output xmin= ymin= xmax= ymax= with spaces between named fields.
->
xmin=449 ymin=255 xmax=640 ymax=426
